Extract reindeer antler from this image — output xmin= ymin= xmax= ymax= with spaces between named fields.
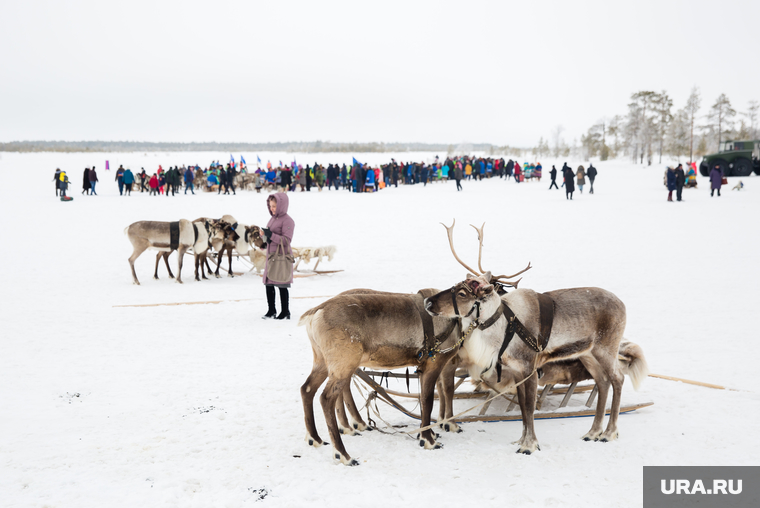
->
xmin=469 ymin=222 xmax=486 ymax=274
xmin=441 ymin=220 xmax=481 ymax=276
xmin=492 ymin=262 xmax=532 ymax=282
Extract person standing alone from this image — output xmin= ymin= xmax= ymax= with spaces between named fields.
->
xmin=710 ymin=164 xmax=723 ymax=197
xmin=261 ymin=193 xmax=295 ymax=320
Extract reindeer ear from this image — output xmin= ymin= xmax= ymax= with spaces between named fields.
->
xmin=482 ymin=271 xmax=492 ymax=282
xmin=465 ymin=273 xmax=476 ymax=280
xmin=480 ymin=284 xmax=494 ymax=296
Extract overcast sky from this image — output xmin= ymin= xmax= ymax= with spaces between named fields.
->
xmin=1 ymin=0 xmax=758 ymax=147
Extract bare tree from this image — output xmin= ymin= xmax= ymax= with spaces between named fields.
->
xmin=551 ymin=125 xmax=565 ymax=157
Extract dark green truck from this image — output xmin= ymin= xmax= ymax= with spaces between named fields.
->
xmin=699 ymin=140 xmax=760 ymax=177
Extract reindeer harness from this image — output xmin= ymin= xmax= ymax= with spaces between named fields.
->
xmin=439 ymin=281 xmax=556 ymax=382
xmin=494 ymin=293 xmax=555 ymax=382
xmin=412 ymin=293 xmax=462 ymax=363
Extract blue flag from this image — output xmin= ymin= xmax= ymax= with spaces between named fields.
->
xmin=240 ymin=155 xmax=246 ymax=165
xmin=257 ymin=155 xmax=261 ymax=164
xmin=230 ymin=154 xmax=235 ymax=164
xmin=352 ymin=157 xmax=361 ymax=167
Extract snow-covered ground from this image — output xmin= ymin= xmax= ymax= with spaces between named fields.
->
xmin=1 ymin=151 xmax=758 ymax=508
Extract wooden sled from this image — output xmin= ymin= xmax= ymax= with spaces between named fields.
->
xmin=354 ymin=368 xmax=653 ymax=424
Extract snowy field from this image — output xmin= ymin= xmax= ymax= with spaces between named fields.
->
xmin=1 ymin=151 xmax=759 ymax=508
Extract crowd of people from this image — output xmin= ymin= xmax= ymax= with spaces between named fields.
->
xmin=52 ymin=156 xmax=606 ymax=199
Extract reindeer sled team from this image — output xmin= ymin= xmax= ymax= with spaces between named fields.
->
xmin=299 ymin=221 xmax=650 ymax=466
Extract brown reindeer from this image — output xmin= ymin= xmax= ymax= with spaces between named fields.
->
xmin=126 ymin=218 xmax=233 ymax=284
xmin=298 ymin=287 xmax=465 ymax=465
xmin=425 ymin=221 xmax=629 ymax=453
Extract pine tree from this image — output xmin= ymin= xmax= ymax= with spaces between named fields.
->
xmin=685 ymin=87 xmax=701 ymax=162
xmin=743 ymin=100 xmax=759 ymax=139
xmin=653 ymin=91 xmax=673 ymax=163
xmin=707 ymin=93 xmax=737 ymax=150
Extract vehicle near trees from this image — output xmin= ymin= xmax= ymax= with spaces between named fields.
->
xmin=699 ymin=140 xmax=760 ymax=177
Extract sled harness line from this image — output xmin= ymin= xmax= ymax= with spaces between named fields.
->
xmin=495 ymin=294 xmax=555 ymax=382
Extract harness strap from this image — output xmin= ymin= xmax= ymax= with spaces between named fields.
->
xmin=494 ymin=294 xmax=555 ymax=382
xmin=193 ymin=223 xmax=198 ymax=244
xmin=412 ymin=292 xmax=461 ymax=362
xmin=169 ymin=221 xmax=180 ymax=250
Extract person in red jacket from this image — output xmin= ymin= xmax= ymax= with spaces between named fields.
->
xmin=149 ymin=173 xmax=159 ymax=196
xmin=514 ymin=162 xmax=522 ymax=183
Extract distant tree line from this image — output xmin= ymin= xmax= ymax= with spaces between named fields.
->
xmin=566 ymin=89 xmax=758 ymax=164
xmin=0 ymin=140 xmax=497 ymax=154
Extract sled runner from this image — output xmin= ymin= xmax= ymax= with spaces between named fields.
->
xmin=354 ymin=368 xmax=653 ymax=425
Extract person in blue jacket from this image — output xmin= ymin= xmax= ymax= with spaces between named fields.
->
xmin=184 ymin=167 xmax=195 ymax=195
xmin=123 ymin=168 xmax=135 ymax=195
xmin=365 ymin=165 xmax=375 ymax=191
xmin=666 ymin=166 xmax=676 ymax=201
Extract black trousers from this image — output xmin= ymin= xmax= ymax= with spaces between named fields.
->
xmin=676 ymin=185 xmax=683 ymax=201
xmin=549 ymin=180 xmax=558 ymax=189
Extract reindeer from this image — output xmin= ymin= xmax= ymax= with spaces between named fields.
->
xmin=298 ymin=287 xmax=465 ymax=465
xmin=425 ymin=220 xmax=629 ymax=453
xmin=126 ymin=219 xmax=212 ymax=285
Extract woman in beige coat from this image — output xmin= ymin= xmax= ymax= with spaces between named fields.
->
xmin=576 ymin=165 xmax=586 ymax=194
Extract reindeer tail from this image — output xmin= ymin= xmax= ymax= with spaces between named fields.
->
xmin=297 ymin=307 xmax=319 ymax=327
xmin=617 ymin=340 xmax=650 ymax=391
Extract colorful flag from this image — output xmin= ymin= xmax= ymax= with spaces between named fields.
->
xmin=105 ymin=160 xmax=110 ymax=170
xmin=241 ymin=155 xmax=246 ymax=165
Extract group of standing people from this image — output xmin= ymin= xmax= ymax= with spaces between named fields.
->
xmin=547 ymin=163 xmax=597 ymax=200
xmin=666 ymin=162 xmax=724 ymax=200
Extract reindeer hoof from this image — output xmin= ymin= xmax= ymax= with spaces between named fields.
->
xmin=518 ymin=449 xmax=532 ymax=455
xmin=419 ymin=439 xmax=443 ymax=450
xmin=352 ymin=422 xmax=369 ymax=431
xmin=347 ymin=459 xmax=360 ymax=466
xmin=153 ymin=276 xmax=159 ymax=280
xmin=442 ymin=422 xmax=462 ymax=433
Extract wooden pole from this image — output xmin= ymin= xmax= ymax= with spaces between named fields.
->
xmin=648 ymin=373 xmax=729 ymax=391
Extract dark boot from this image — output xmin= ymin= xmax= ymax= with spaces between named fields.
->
xmin=276 ymin=288 xmax=290 ymax=320
xmin=262 ymin=285 xmax=277 ymax=319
